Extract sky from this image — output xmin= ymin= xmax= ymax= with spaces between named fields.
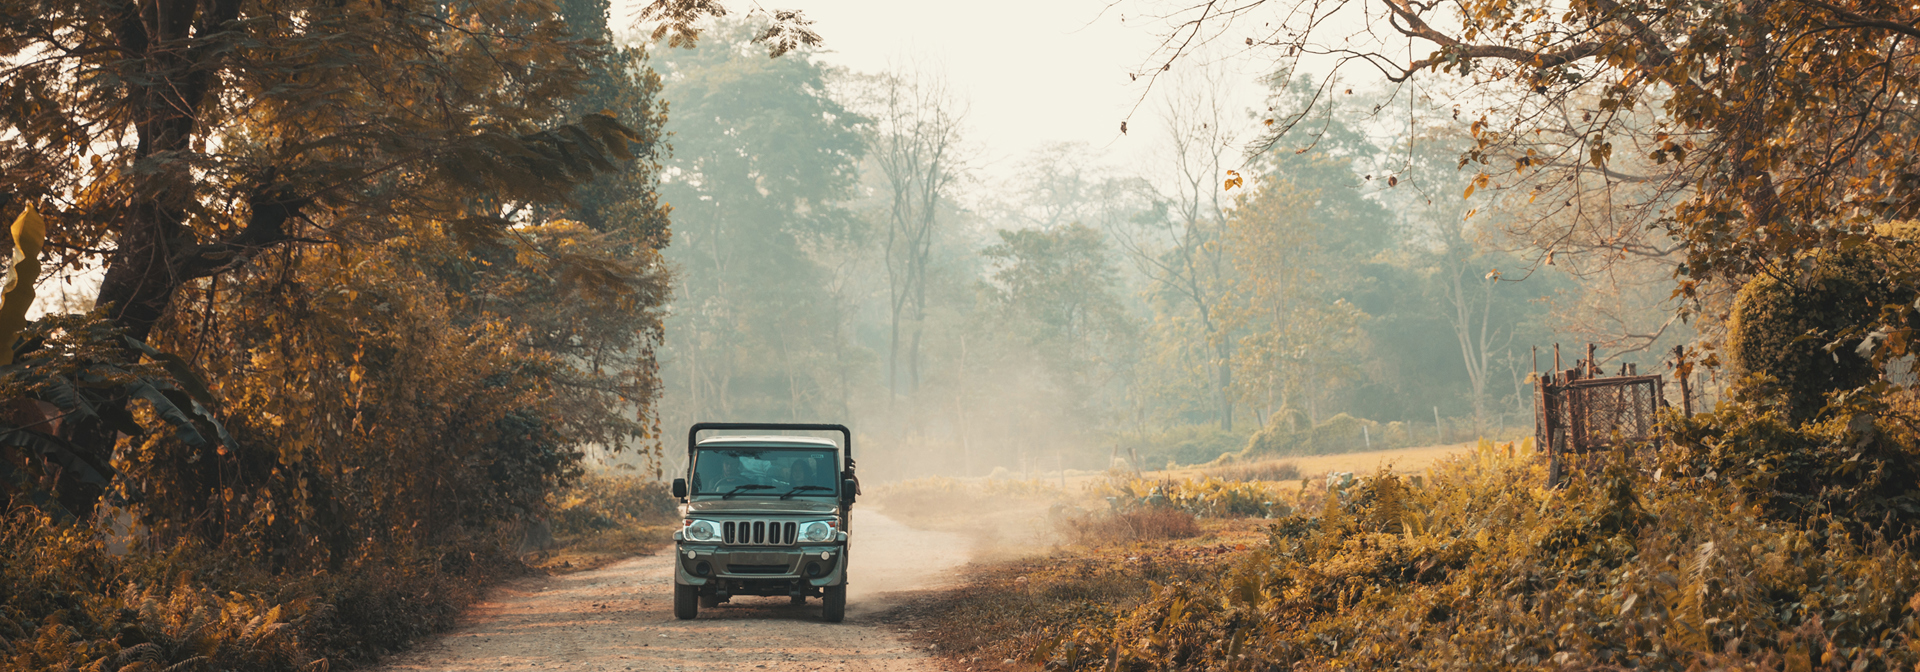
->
xmin=609 ymin=0 xmax=1280 ymax=184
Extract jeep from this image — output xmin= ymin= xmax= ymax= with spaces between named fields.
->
xmin=670 ymin=423 xmax=857 ymax=622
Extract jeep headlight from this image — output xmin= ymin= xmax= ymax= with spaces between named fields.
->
xmin=799 ymin=520 xmax=835 ymax=542
xmin=684 ymin=519 xmax=719 ymax=542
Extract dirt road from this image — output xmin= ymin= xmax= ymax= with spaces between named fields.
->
xmin=379 ymin=512 xmax=969 ymax=672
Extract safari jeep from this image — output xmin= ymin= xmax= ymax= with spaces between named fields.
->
xmin=670 ymin=423 xmax=857 ymax=622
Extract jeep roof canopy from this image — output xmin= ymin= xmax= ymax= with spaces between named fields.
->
xmin=687 ymin=422 xmax=851 ymax=467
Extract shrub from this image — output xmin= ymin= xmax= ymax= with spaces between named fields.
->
xmin=1100 ymin=476 xmax=1295 ymax=518
xmin=1661 ymin=381 xmax=1920 ymax=538
xmin=1725 ymin=247 xmax=1909 ymax=421
xmin=1247 ymin=412 xmax=1395 ymax=456
xmin=1114 ymin=425 xmax=1248 ymax=468
xmin=549 ymin=472 xmax=677 ymax=536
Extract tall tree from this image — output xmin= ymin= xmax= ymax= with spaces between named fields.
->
xmin=653 ymin=20 xmax=867 ymax=426
xmin=982 ymin=223 xmax=1135 ymax=420
xmin=0 ymin=0 xmax=641 ymax=343
xmin=1 ymin=0 xmax=650 ymax=519
xmin=858 ymin=68 xmax=967 ymax=400
xmin=1109 ymin=69 xmax=1243 ymax=430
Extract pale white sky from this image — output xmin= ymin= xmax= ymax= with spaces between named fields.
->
xmin=611 ymin=0 xmax=1281 ymax=185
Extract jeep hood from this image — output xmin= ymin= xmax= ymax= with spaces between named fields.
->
xmin=685 ymin=499 xmax=839 ymax=516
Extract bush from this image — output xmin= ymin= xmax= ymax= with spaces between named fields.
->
xmin=1661 ymin=381 xmax=1920 ymax=538
xmin=1100 ymin=476 xmax=1295 ymax=518
xmin=1204 ymin=459 xmax=1302 ymax=483
xmin=0 ymin=496 xmax=552 ymax=671
xmin=1246 ymin=412 xmax=1399 ymax=456
xmin=549 ymin=472 xmax=678 ymax=536
xmin=1726 ymin=247 xmax=1910 ymax=421
xmin=1113 ymin=425 xmax=1248 ymax=468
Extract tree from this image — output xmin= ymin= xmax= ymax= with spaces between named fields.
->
xmin=1108 ymin=68 xmax=1244 ymax=430
xmin=1219 ymin=177 xmax=1367 ymax=428
xmin=1 ymin=0 xmax=641 ymax=343
xmin=653 ymin=20 xmax=868 ymax=426
xmin=982 ymin=223 xmax=1134 ymax=419
xmin=1 ymin=0 xmax=655 ymax=520
xmin=1138 ymin=0 xmax=1920 ymax=371
xmin=857 ymin=68 xmax=967 ymax=399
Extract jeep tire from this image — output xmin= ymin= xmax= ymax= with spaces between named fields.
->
xmin=674 ymin=583 xmax=698 ymax=620
xmin=821 ymin=584 xmax=846 ymax=622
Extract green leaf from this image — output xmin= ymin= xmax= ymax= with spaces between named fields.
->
xmin=126 ymin=380 xmax=211 ymax=449
xmin=123 ymin=336 xmax=217 ymax=404
xmin=0 ymin=425 xmax=110 ymax=487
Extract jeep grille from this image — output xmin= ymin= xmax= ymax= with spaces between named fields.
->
xmin=722 ymin=520 xmax=797 ymax=545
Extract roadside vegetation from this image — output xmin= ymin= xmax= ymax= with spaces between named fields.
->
xmin=535 ymin=473 xmax=682 ymax=572
xmin=0 ymin=471 xmax=675 ymax=670
xmin=896 ymin=394 xmax=1920 ymax=670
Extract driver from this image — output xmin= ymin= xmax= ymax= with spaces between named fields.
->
xmin=707 ymin=457 xmax=748 ymax=491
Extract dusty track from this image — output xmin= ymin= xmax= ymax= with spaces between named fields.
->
xmin=380 ymin=512 xmax=968 ymax=672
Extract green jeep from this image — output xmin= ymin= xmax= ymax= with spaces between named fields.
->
xmin=670 ymin=423 xmax=857 ymax=622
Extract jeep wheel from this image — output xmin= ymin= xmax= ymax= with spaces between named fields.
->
xmin=821 ymin=584 xmax=846 ymax=622
xmin=674 ymin=583 xmax=698 ymax=620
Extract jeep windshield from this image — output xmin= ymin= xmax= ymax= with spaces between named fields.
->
xmin=690 ymin=448 xmax=838 ymax=498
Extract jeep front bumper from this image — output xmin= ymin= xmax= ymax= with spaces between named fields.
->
xmin=673 ymin=541 xmax=846 ymax=587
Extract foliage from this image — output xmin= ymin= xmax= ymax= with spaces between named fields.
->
xmin=1663 ymin=383 xmax=1920 ymax=538
xmin=982 ymin=435 xmax=1920 ymax=670
xmin=653 ymin=20 xmax=869 ymax=425
xmin=0 ymin=315 xmax=232 ymax=522
xmin=1 ymin=0 xmax=673 ymax=664
xmin=1098 ymin=476 xmax=1295 ymax=519
xmin=1 ymin=0 xmax=647 ymax=344
xmin=1201 ymin=459 xmax=1304 ymax=484
xmin=1247 ymin=412 xmax=1416 ymax=456
xmin=549 ymin=471 xmax=679 ymax=537
xmin=1113 ymin=425 xmax=1248 ymax=468
xmin=1726 ymin=248 xmax=1914 ymax=421
xmin=1218 ymin=176 xmax=1369 ymax=428
xmin=0 ymin=502 xmax=543 ymax=670
xmin=882 ymin=535 xmax=1259 ymax=671
xmin=982 ymin=223 xmax=1135 ymax=420
xmin=1061 ymin=508 xmax=1202 ymax=545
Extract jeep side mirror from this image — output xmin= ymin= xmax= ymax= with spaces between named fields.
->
xmin=839 ymin=479 xmax=857 ymax=505
xmin=671 ymin=478 xmax=687 ymax=499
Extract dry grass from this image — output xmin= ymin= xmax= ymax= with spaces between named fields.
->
xmin=1061 ymin=508 xmax=1201 ymax=545
xmin=1201 ymin=459 xmax=1302 ymax=482
xmin=878 ymin=517 xmax=1267 ymax=671
xmin=891 ymin=435 xmax=1920 ymax=671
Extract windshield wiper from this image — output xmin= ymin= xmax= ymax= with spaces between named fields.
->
xmin=720 ymin=484 xmax=774 ymax=499
xmin=780 ymin=485 xmax=833 ymax=500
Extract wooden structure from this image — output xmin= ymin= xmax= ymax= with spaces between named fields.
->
xmin=1535 ymin=344 xmax=1668 ymax=485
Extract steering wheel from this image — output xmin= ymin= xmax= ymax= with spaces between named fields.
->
xmin=711 ymin=477 xmax=749 ymax=492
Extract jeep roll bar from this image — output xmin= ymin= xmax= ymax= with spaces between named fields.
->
xmin=687 ymin=422 xmax=852 ymax=470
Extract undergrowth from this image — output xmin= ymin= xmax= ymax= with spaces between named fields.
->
xmin=0 ymin=473 xmax=675 ymax=671
xmin=899 ymin=402 xmax=1920 ymax=672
